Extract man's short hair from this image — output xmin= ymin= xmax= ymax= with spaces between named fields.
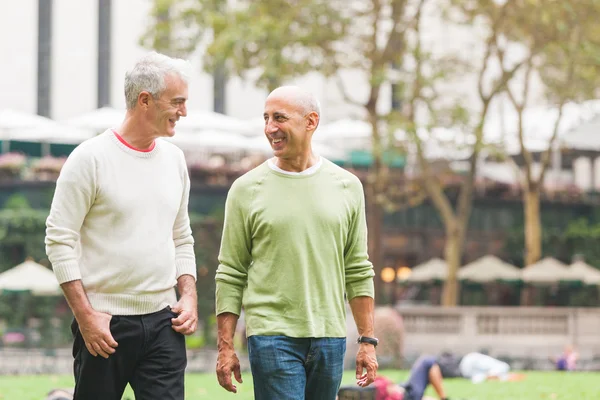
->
xmin=124 ymin=51 xmax=192 ymax=110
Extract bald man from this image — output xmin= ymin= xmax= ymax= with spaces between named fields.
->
xmin=215 ymin=86 xmax=378 ymax=400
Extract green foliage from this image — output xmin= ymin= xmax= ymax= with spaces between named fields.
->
xmin=141 ymin=0 xmax=351 ymax=91
xmin=564 ymin=218 xmax=600 ymax=267
xmin=189 ymin=210 xmax=224 ymax=347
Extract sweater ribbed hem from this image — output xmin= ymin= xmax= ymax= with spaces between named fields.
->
xmin=87 ymin=289 xmax=177 ymax=316
xmin=52 ymin=260 xmax=82 ymax=284
xmin=175 ymin=258 xmax=197 ymax=280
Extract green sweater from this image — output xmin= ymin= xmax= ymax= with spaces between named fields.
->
xmin=215 ymin=159 xmax=375 ymax=338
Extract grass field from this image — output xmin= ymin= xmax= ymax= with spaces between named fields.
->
xmin=0 ymin=370 xmax=599 ymax=400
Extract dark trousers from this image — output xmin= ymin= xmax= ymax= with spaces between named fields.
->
xmin=70 ymin=307 xmax=187 ymax=400
xmin=402 ymin=355 xmax=437 ymax=400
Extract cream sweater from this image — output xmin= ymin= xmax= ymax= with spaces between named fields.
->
xmin=45 ymin=130 xmax=196 ymax=315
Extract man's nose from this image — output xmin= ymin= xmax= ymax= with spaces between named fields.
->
xmin=178 ymin=104 xmax=187 ymax=117
xmin=265 ymin=119 xmax=278 ymax=134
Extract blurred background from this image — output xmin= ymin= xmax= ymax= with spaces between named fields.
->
xmin=1 ymin=0 xmax=600 ymax=386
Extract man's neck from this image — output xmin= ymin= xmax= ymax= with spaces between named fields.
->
xmin=273 ymin=153 xmax=319 ymax=172
xmin=118 ymin=113 xmax=156 ymax=150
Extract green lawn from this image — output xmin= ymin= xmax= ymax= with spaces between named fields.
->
xmin=0 ymin=370 xmax=599 ymax=400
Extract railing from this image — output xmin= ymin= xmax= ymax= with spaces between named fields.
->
xmin=397 ymin=306 xmax=600 ymax=359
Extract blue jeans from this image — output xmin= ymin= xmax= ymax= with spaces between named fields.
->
xmin=247 ymin=335 xmax=346 ymax=400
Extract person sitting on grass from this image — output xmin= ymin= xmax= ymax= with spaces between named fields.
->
xmin=459 ymin=352 xmax=525 ymax=384
xmin=553 ymin=345 xmax=578 ymax=371
xmin=338 ymin=355 xmax=450 ymax=400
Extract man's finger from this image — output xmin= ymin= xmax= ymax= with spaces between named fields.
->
xmin=85 ymin=342 xmax=98 ymax=357
xmin=93 ymin=342 xmax=109 ymax=359
xmin=172 ymin=318 xmax=193 ymax=333
xmin=234 ymin=363 xmax=243 ymax=383
xmin=219 ymin=371 xmax=237 ymax=393
xmin=356 ymin=361 xmax=364 ymax=379
xmin=367 ymin=363 xmax=376 ymax=382
xmin=171 ymin=312 xmax=189 ymax=326
xmin=99 ymin=340 xmax=116 ymax=355
xmin=104 ymin=333 xmax=118 ymax=348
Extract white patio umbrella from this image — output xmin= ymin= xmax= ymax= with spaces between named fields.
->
xmin=0 ymin=109 xmax=60 ymax=153
xmin=405 ymin=258 xmax=448 ymax=282
xmin=458 ymin=255 xmax=522 ymax=282
xmin=522 ymin=257 xmax=582 ymax=284
xmin=0 ymin=259 xmax=60 ymax=296
xmin=62 ymin=106 xmax=125 ymax=134
xmin=167 ymin=131 xmax=256 ymax=153
xmin=176 ymin=110 xmax=252 ymax=135
xmin=569 ymin=261 xmax=600 ymax=285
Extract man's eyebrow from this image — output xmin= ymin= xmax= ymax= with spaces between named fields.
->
xmin=172 ymin=96 xmax=187 ymax=102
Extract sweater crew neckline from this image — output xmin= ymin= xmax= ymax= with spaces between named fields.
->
xmin=265 ymin=159 xmax=326 ymax=179
xmin=110 ymin=130 xmax=159 ymax=158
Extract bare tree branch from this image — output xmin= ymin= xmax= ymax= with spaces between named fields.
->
xmin=505 ymin=60 xmax=535 ymax=184
xmin=335 ymin=73 xmax=364 ymax=107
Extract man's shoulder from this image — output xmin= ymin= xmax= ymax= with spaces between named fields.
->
xmin=64 ymin=131 xmax=112 ymax=163
xmin=158 ymin=138 xmax=185 ymax=157
xmin=230 ymin=162 xmax=270 ymax=192
xmin=321 ymin=159 xmax=363 ymax=189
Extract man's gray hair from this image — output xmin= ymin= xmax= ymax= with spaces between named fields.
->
xmin=124 ymin=51 xmax=192 ymax=110
xmin=297 ymin=91 xmax=321 ymax=117
xmin=268 ymin=86 xmax=321 ymax=117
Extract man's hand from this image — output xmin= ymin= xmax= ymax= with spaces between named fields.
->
xmin=216 ymin=346 xmax=243 ymax=393
xmin=356 ymin=343 xmax=378 ymax=387
xmin=171 ymin=295 xmax=198 ymax=335
xmin=78 ymin=310 xmax=118 ymax=359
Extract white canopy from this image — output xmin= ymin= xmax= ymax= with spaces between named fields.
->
xmin=0 ymin=259 xmax=60 ymax=296
xmin=315 ymin=119 xmax=372 ymax=139
xmin=0 ymin=109 xmax=57 ymax=134
xmin=405 ymin=258 xmax=447 ymax=282
xmin=569 ymin=261 xmax=600 ymax=285
xmin=166 ymin=131 xmax=257 ymax=154
xmin=458 ymin=255 xmax=522 ymax=282
xmin=62 ymin=106 xmax=125 ymax=134
xmin=176 ymin=110 xmax=252 ymax=135
xmin=522 ymin=257 xmax=581 ymax=283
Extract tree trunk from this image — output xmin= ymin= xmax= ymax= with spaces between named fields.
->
xmin=523 ymin=185 xmax=542 ymax=267
xmin=366 ymin=182 xmax=385 ymax=304
xmin=442 ymin=221 xmax=463 ymax=306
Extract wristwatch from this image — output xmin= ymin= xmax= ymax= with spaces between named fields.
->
xmin=357 ymin=335 xmax=379 ymax=347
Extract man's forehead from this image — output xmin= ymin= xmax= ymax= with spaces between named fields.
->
xmin=264 ymin=96 xmax=298 ymax=114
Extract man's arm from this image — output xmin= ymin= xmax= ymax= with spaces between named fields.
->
xmin=171 ymin=274 xmax=198 ymax=335
xmin=350 ymin=295 xmax=378 ymax=387
xmin=45 ymin=148 xmax=118 ymax=359
xmin=215 ymin=181 xmax=252 ymax=392
xmin=216 ymin=312 xmax=243 ymax=393
xmin=344 ymin=179 xmax=378 ymax=387
xmin=170 ymin=154 xmax=198 ymax=335
xmin=172 ymin=152 xmax=197 ymax=280
xmin=61 ymin=280 xmax=117 ymax=358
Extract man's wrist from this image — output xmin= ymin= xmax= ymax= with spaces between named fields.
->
xmin=357 ymin=335 xmax=379 ymax=347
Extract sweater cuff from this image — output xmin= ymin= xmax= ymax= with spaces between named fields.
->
xmin=346 ymin=278 xmax=375 ymax=301
xmin=215 ymin=281 xmax=243 ymax=316
xmin=175 ymin=258 xmax=197 ymax=281
xmin=52 ymin=260 xmax=82 ymax=284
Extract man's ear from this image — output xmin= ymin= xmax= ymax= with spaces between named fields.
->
xmin=138 ymin=91 xmax=152 ymax=109
xmin=306 ymin=111 xmax=320 ymax=132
